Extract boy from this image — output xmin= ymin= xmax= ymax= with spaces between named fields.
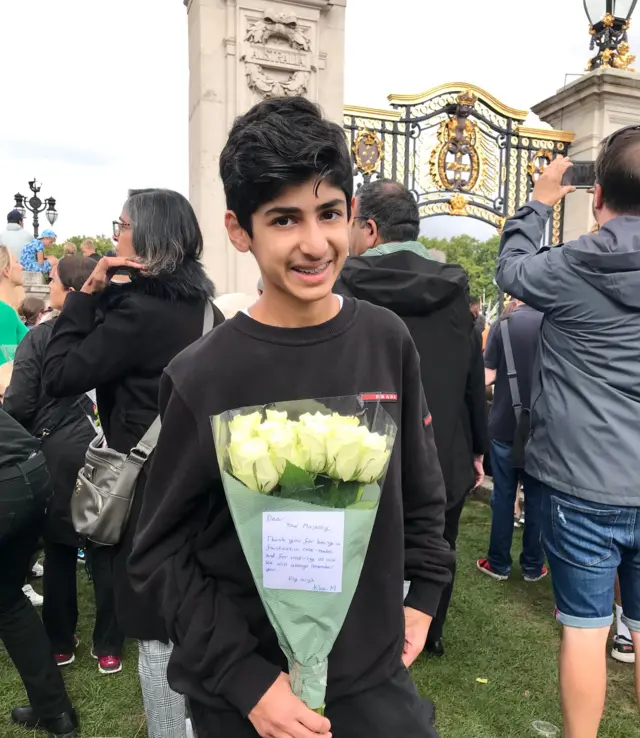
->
xmin=129 ymin=97 xmax=452 ymax=738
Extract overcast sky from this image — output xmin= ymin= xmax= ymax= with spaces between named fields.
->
xmin=1 ymin=0 xmax=637 ymax=241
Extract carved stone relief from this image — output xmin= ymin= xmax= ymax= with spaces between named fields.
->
xmin=240 ymin=7 xmax=316 ymax=99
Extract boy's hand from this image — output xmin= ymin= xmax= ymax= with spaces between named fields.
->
xmin=248 ymin=673 xmax=332 ymax=738
xmin=402 ymin=606 xmax=432 ymax=668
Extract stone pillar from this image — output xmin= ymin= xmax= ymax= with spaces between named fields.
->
xmin=532 ymin=68 xmax=640 ymax=242
xmin=183 ymin=0 xmax=347 ymax=295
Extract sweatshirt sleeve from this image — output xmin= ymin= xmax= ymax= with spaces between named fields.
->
xmin=128 ymin=372 xmax=281 ymax=716
xmin=43 ymin=291 xmax=142 ymax=397
xmin=401 ymin=340 xmax=454 ymax=617
xmin=496 ymin=201 xmax=559 ymax=312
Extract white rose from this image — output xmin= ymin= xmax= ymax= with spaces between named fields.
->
xmin=356 ymin=431 xmax=391 ymax=484
xmin=265 ymin=409 xmax=289 ymax=424
xmin=228 ymin=436 xmax=279 ymax=493
xmin=297 ymin=414 xmax=331 ymax=474
xmin=328 ymin=413 xmax=361 ymax=428
xmin=326 ymin=425 xmax=367 ymax=481
xmin=229 ymin=411 xmax=262 ymax=440
xmin=257 ymin=421 xmax=304 ymax=473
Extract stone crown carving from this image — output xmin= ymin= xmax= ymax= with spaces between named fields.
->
xmin=241 ymin=7 xmax=315 ymax=99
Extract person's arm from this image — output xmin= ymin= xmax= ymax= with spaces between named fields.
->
xmin=465 ymin=328 xmax=489 ymax=457
xmin=495 ymin=202 xmax=560 ymax=311
xmin=15 ymin=313 xmax=28 ymax=344
xmin=3 ymin=329 xmax=42 ymax=429
xmin=128 ymin=373 xmax=282 ymax=714
xmin=497 ymin=156 xmax=575 ymax=312
xmin=401 ymin=338 xmax=454 ymax=613
xmin=42 ymin=291 xmax=141 ymax=397
xmin=484 ymin=319 xmax=501 ymax=388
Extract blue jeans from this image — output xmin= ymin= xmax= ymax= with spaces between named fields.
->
xmin=537 ymin=482 xmax=640 ymax=631
xmin=487 ymin=440 xmax=545 ymax=577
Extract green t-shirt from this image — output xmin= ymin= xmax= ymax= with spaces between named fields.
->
xmin=0 ymin=300 xmax=28 ymax=366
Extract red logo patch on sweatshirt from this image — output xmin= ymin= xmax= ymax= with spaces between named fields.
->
xmin=360 ymin=392 xmax=398 ymax=403
xmin=424 ymin=413 xmax=433 ymax=427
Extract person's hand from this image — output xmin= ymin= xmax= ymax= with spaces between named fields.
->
xmin=532 ymin=156 xmax=576 ymax=208
xmin=402 ymin=606 xmax=432 ymax=668
xmin=80 ymin=256 xmax=145 ymax=295
xmin=248 ymin=673 xmax=332 ymax=738
xmin=47 ymin=255 xmax=59 ymax=267
xmin=473 ymin=455 xmax=485 ymax=489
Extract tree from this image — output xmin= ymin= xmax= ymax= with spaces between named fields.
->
xmin=419 ymin=234 xmax=500 ymax=304
xmin=49 ymin=235 xmax=114 ymax=259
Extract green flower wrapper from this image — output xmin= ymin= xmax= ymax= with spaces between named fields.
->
xmin=212 ymin=396 xmax=397 ymax=711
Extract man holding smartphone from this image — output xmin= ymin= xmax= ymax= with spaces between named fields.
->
xmin=496 ymin=126 xmax=640 ymax=738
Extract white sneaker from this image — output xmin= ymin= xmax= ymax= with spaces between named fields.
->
xmin=23 ymin=584 xmax=43 ymax=607
xmin=31 ymin=562 xmax=44 ymax=578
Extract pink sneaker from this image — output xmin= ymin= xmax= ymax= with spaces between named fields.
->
xmin=98 ymin=655 xmax=122 ymax=675
xmin=55 ymin=635 xmax=79 ymax=667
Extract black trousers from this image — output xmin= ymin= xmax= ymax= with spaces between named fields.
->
xmin=427 ymin=495 xmax=466 ymax=644
xmin=190 ymin=667 xmax=439 ymax=738
xmin=0 ymin=455 xmax=72 ymax=719
xmin=42 ymin=541 xmax=124 ymax=656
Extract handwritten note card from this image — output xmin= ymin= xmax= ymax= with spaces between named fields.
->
xmin=262 ymin=511 xmax=345 ymax=593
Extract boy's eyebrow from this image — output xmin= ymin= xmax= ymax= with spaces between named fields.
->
xmin=316 ymin=199 xmax=345 ymax=211
xmin=264 ymin=206 xmax=301 ymax=217
xmin=263 ymin=199 xmax=346 ymax=217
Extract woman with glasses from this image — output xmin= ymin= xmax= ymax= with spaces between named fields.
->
xmin=42 ymin=189 xmax=220 ymax=738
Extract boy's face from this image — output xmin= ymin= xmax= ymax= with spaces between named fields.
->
xmin=227 ymin=178 xmax=350 ymax=304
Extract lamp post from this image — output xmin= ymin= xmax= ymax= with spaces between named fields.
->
xmin=585 ymin=1 xmax=638 ymax=70
xmin=13 ymin=179 xmax=58 ymax=239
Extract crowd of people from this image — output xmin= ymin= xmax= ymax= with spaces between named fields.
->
xmin=0 ymin=97 xmax=638 ymax=738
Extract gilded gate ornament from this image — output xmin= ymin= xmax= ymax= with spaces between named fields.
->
xmin=353 ymin=130 xmax=384 ymax=176
xmin=429 ymin=91 xmax=481 ymax=192
xmin=527 ymin=149 xmax=554 ymax=183
xmin=343 ymin=82 xmax=575 ymax=245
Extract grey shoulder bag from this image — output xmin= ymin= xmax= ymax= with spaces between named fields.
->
xmin=500 ymin=318 xmax=530 ymax=469
xmin=71 ymin=300 xmax=217 ymax=545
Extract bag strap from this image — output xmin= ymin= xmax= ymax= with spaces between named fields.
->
xmin=37 ymin=397 xmax=85 ymax=439
xmin=500 ymin=319 xmax=522 ymax=426
xmin=127 ymin=299 xmax=218 ymax=466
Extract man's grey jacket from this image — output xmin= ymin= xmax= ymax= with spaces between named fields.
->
xmin=497 ymin=201 xmax=640 ymax=506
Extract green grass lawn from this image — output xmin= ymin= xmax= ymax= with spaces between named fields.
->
xmin=1 ymin=500 xmax=637 ymax=737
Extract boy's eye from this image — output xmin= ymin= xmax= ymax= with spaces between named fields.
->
xmin=320 ymin=210 xmax=342 ymax=221
xmin=272 ymin=216 xmax=295 ymax=227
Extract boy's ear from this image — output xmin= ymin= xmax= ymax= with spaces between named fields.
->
xmin=225 ymin=211 xmax=252 ymax=254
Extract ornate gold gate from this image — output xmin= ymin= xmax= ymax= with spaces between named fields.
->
xmin=344 ymin=82 xmax=575 ymax=245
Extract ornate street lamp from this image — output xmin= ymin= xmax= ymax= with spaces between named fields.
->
xmin=585 ymin=1 xmax=638 ymax=70
xmin=13 ymin=179 xmax=58 ymax=238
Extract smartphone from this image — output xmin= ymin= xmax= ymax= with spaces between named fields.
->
xmin=106 ymin=266 xmax=140 ymax=281
xmin=562 ymin=162 xmax=596 ymax=189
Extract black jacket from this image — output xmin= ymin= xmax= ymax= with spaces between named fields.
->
xmin=4 ymin=319 xmax=96 ymax=547
xmin=42 ymin=260 xmax=219 ymax=641
xmin=335 ymin=244 xmax=489 ymax=508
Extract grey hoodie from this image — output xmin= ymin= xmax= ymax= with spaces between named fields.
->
xmin=497 ymin=201 xmax=640 ymax=507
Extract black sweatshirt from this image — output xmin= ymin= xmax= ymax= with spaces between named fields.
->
xmin=129 ymin=297 xmax=453 ymax=717
xmin=336 ymin=246 xmax=489 ymax=509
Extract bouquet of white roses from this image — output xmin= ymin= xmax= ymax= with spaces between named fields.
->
xmin=212 ymin=396 xmax=397 ymax=712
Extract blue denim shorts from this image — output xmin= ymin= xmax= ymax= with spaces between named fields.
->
xmin=539 ymin=485 xmax=640 ymax=631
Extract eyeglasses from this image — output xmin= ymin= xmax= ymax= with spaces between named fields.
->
xmin=112 ymin=220 xmax=132 ymax=238
xmin=604 ymin=124 xmax=640 ymax=151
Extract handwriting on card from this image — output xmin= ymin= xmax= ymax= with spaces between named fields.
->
xmin=262 ymin=511 xmax=344 ymax=593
